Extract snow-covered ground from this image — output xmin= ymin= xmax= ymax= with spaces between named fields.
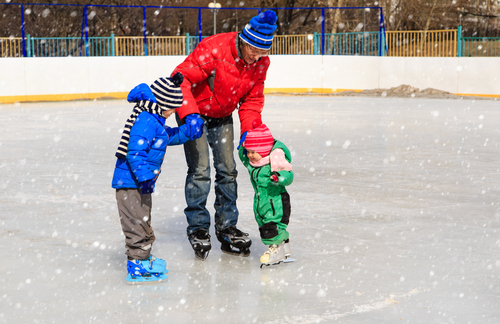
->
xmin=1 ymin=96 xmax=499 ymax=324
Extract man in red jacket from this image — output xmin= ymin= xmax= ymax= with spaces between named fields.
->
xmin=173 ymin=10 xmax=278 ymax=260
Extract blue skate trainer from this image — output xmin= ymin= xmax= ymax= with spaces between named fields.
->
xmin=126 ymin=257 xmax=169 ymax=284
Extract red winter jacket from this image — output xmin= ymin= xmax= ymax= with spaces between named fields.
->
xmin=172 ymin=32 xmax=270 ymax=135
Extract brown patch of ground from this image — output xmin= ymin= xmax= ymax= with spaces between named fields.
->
xmin=271 ymin=85 xmax=496 ymax=100
xmin=332 ymin=85 xmax=464 ymax=99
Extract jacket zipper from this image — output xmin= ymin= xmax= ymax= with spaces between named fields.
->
xmin=251 ymin=167 xmax=263 ymax=217
xmin=270 ymin=198 xmax=275 ymax=215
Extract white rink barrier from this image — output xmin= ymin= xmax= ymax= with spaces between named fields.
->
xmin=1 ymin=55 xmax=498 ymax=103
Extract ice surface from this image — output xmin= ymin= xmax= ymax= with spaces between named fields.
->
xmin=1 ymin=96 xmax=499 ymax=324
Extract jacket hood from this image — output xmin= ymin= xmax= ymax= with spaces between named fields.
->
xmin=271 ymin=140 xmax=292 ymax=163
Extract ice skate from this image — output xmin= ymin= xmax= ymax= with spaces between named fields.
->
xmin=188 ymin=229 xmax=212 ymax=260
xmin=126 ymin=258 xmax=169 ymax=284
xmin=216 ymin=226 xmax=252 ymax=257
xmin=283 ymin=240 xmax=295 ymax=263
xmin=260 ymin=242 xmax=286 ymax=268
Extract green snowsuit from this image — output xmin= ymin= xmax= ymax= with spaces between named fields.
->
xmin=238 ymin=140 xmax=294 ymax=245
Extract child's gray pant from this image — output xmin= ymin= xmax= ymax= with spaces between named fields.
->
xmin=116 ymin=188 xmax=155 ymax=260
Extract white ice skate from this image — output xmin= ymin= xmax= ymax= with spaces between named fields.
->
xmin=260 ymin=242 xmax=286 ymax=268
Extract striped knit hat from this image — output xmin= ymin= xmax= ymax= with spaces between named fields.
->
xmin=115 ymin=73 xmax=184 ymax=159
xmin=240 ymin=10 xmax=277 ymax=50
xmin=150 ymin=72 xmax=184 ymax=110
xmin=244 ymin=119 xmax=274 ymax=158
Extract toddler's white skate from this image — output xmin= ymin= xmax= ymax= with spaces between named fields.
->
xmin=260 ymin=242 xmax=286 ymax=268
xmin=283 ymin=240 xmax=296 ymax=263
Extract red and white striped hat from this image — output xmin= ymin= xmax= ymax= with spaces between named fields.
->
xmin=244 ymin=119 xmax=274 ymax=157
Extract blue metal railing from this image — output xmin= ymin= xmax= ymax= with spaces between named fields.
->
xmin=0 ymin=3 xmax=386 ymax=57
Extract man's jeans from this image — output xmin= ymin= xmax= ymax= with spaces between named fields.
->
xmin=177 ymin=114 xmax=238 ymax=235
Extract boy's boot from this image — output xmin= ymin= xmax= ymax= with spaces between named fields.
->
xmin=126 ymin=257 xmax=168 ymax=284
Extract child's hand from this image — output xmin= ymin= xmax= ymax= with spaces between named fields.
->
xmin=270 ymin=173 xmax=279 ymax=183
xmin=140 ymin=179 xmax=155 ymax=194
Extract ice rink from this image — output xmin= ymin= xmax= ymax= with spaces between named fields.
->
xmin=1 ymin=95 xmax=499 ymax=324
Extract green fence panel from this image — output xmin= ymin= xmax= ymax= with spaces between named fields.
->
xmin=186 ymin=35 xmax=208 ymax=54
xmin=461 ymin=37 xmax=500 ymax=57
xmin=319 ymin=31 xmax=379 ymax=56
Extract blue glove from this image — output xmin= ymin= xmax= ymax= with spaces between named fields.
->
xmin=127 ymin=83 xmax=157 ymax=103
xmin=139 ymin=179 xmax=155 ymax=194
xmin=237 ymin=131 xmax=247 ymax=150
xmin=184 ymin=114 xmax=204 ymax=139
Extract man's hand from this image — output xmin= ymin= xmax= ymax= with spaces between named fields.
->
xmin=184 ymin=114 xmax=204 ymax=139
xmin=237 ymin=131 xmax=247 ymax=150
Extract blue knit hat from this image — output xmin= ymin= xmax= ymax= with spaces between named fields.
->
xmin=240 ymin=10 xmax=278 ymax=50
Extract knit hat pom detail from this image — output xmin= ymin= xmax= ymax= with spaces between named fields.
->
xmin=259 ymin=10 xmax=277 ymax=25
xmin=171 ymin=72 xmax=184 ymax=87
xmin=252 ymin=118 xmax=263 ymax=129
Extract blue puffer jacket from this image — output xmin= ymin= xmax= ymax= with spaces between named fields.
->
xmin=112 ymin=111 xmax=190 ymax=190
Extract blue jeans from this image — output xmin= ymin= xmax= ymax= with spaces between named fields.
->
xmin=176 ymin=114 xmax=238 ymax=235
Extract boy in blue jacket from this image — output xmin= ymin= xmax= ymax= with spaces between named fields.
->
xmin=112 ymin=73 xmax=201 ymax=284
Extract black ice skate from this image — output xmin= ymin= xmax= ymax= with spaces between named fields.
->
xmin=188 ymin=229 xmax=212 ymax=260
xmin=216 ymin=226 xmax=252 ymax=257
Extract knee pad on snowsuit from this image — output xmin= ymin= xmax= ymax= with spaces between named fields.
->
xmin=259 ymin=222 xmax=278 ymax=239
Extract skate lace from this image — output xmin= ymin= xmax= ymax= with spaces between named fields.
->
xmin=267 ymin=244 xmax=279 ymax=255
xmin=194 ymin=230 xmax=210 ymax=240
xmin=225 ymin=226 xmax=247 ymax=237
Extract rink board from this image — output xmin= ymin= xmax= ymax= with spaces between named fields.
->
xmin=0 ymin=55 xmax=499 ymax=103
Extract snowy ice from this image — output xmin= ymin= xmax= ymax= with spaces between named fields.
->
xmin=0 ymin=96 xmax=499 ymax=323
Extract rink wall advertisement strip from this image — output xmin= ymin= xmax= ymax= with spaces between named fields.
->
xmin=0 ymin=56 xmax=498 ymax=104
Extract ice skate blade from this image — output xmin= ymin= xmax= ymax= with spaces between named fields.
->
xmin=194 ymin=250 xmax=210 ymax=260
xmin=126 ymin=273 xmax=168 ymax=285
xmin=260 ymin=256 xmax=296 ymax=268
xmin=221 ymin=247 xmax=250 ymax=257
xmin=260 ymin=260 xmax=285 ymax=268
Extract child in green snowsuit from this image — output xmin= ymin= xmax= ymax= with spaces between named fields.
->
xmin=238 ymin=119 xmax=294 ymax=265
